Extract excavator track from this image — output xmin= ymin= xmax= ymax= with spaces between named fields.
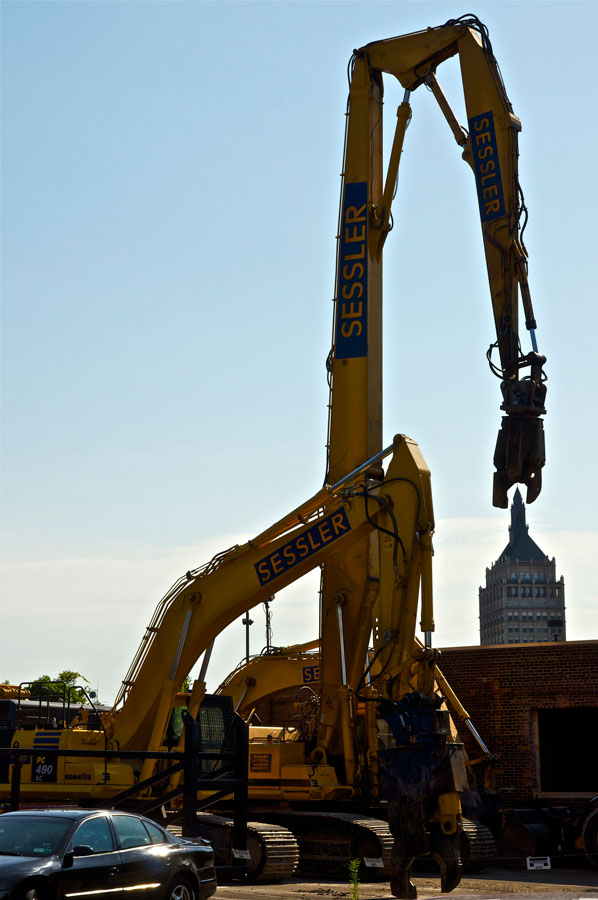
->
xmin=170 ymin=813 xmax=299 ymax=883
xmin=460 ymin=818 xmax=496 ymax=871
xmin=251 ymin=810 xmax=394 ymax=880
xmin=245 ymin=820 xmax=301 ymax=882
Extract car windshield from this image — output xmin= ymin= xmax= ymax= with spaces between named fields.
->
xmin=0 ymin=816 xmax=74 ymax=857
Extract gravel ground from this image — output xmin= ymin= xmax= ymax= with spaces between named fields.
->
xmin=214 ymin=867 xmax=598 ymax=900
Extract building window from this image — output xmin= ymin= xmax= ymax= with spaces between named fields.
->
xmin=538 ymin=709 xmax=597 ymax=791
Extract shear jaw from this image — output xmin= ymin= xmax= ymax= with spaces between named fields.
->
xmin=493 ymin=413 xmax=545 ymax=508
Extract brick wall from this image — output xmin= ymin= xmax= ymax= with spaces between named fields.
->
xmin=437 ymin=640 xmax=598 ymax=804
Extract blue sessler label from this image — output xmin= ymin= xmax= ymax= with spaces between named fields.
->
xmin=255 ymin=509 xmax=351 ymax=586
xmin=335 ymin=181 xmax=368 ymax=358
xmin=469 ymin=111 xmax=506 ymax=223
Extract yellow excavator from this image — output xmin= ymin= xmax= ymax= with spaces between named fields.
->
xmin=209 ymin=13 xmax=547 ymax=894
xmin=0 ymin=15 xmax=547 ymax=899
xmin=2 ymin=435 xmax=472 ymax=895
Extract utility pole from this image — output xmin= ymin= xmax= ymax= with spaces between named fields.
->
xmin=242 ymin=611 xmax=254 ymax=664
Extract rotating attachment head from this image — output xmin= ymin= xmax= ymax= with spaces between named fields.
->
xmin=493 ymin=412 xmax=545 ymax=508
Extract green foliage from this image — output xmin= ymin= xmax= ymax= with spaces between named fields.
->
xmin=348 ymin=858 xmax=360 ymax=900
xmin=179 ymin=676 xmax=192 ymax=693
xmin=29 ymin=670 xmax=91 ymax=705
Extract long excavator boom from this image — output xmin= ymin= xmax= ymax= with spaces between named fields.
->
xmin=318 ymin=13 xmax=547 ymax=760
xmin=360 ymin=16 xmax=547 ymax=507
xmin=326 ymin=14 xmax=546 ymax=507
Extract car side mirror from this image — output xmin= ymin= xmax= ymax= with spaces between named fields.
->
xmin=63 ymin=845 xmax=94 ymax=867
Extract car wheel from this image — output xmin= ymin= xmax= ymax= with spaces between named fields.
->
xmin=165 ymin=878 xmax=195 ymax=900
xmin=18 ymin=885 xmax=49 ymax=900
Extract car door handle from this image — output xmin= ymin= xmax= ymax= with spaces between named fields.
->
xmin=107 ymin=867 xmax=120 ymax=877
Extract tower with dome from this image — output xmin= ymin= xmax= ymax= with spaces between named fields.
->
xmin=479 ymin=489 xmax=566 ymax=645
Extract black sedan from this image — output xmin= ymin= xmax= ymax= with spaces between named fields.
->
xmin=0 ymin=809 xmax=216 ymax=900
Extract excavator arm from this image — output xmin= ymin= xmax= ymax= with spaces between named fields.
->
xmin=360 ymin=15 xmax=547 ymax=508
xmin=326 ymin=16 xmax=547 ymax=513
xmin=318 ymin=11 xmax=548 ymax=774
xmin=110 ymin=436 xmax=439 ymax=760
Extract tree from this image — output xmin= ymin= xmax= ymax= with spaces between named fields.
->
xmin=29 ymin=670 xmax=92 ymax=705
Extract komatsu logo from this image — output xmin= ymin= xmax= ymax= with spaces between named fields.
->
xmin=254 ymin=509 xmax=351 ymax=586
xmin=469 ymin=112 xmax=506 ymax=223
xmin=335 ymin=181 xmax=368 ymax=359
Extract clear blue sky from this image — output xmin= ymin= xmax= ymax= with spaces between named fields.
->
xmin=2 ymin=0 xmax=597 ymax=702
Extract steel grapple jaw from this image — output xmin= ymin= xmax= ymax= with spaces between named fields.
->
xmin=493 ymin=360 xmax=547 ymax=509
xmin=493 ymin=412 xmax=545 ymax=508
xmin=377 ymin=693 xmax=469 ymax=898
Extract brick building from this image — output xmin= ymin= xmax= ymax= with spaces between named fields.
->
xmin=438 ymin=640 xmax=598 ymax=804
xmin=479 ymin=489 xmax=566 ymax=645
